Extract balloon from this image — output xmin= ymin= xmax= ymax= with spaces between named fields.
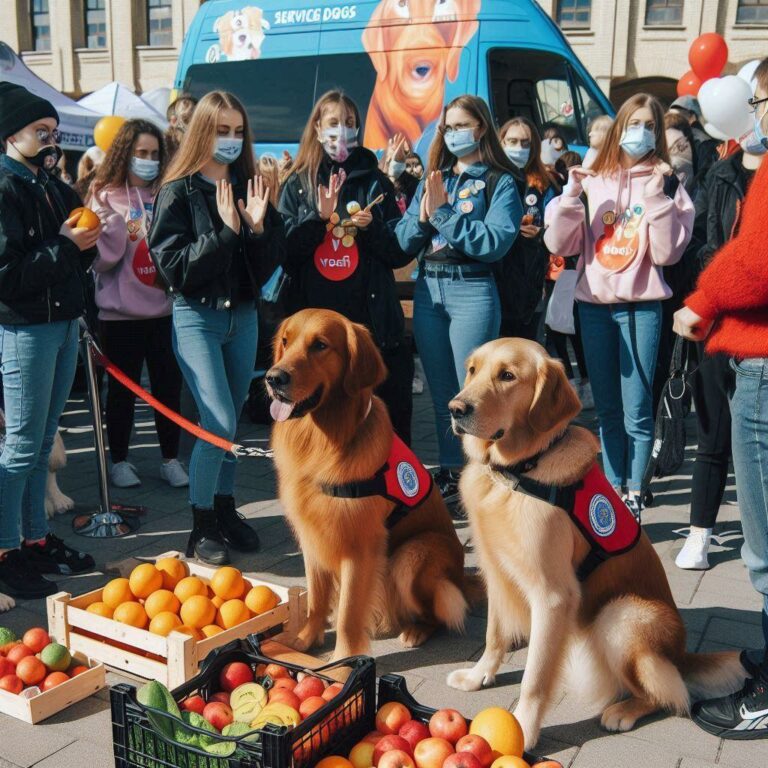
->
xmin=698 ymin=76 xmax=753 ymax=140
xmin=677 ymin=70 xmax=702 ymax=98
xmin=689 ymin=33 xmax=729 ymax=81
xmin=737 ymin=59 xmax=761 ymax=94
xmin=703 ymin=123 xmax=729 ymax=141
xmin=93 ymin=116 xmax=126 ymax=152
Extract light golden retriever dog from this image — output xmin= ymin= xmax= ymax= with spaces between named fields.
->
xmin=362 ymin=0 xmax=481 ymax=148
xmin=446 ymin=338 xmax=746 ymax=749
xmin=267 ymin=309 xmax=471 ymax=660
xmin=215 ymin=7 xmax=270 ymax=61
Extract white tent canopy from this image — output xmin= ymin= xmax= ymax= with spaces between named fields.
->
xmin=141 ymin=86 xmax=172 ymax=117
xmin=78 ymin=82 xmax=168 ymax=129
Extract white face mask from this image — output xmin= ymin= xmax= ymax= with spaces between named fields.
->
xmin=320 ymin=126 xmax=359 ymax=162
xmin=213 ymin=137 xmax=243 ymax=164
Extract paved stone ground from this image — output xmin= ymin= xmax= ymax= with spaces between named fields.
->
xmin=0 ymin=370 xmax=765 ymax=767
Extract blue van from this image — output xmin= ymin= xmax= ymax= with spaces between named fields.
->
xmin=174 ymin=0 xmax=613 ymax=157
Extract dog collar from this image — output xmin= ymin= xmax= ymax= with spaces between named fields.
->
xmin=493 ymin=428 xmax=569 ymax=477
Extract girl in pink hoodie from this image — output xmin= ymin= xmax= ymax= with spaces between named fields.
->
xmin=89 ymin=119 xmax=188 ymax=490
xmin=544 ymin=94 xmax=694 ymax=515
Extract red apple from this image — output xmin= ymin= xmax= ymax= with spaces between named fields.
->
xmin=219 ymin=662 xmax=253 ymax=693
xmin=0 ymin=674 xmax=23 ymax=694
xmin=455 ymin=735 xmax=494 ymax=768
xmin=299 ymin=695 xmax=326 ymax=719
xmin=209 ymin=692 xmax=231 ymax=704
xmin=373 ymin=735 xmax=414 ymax=765
xmin=349 ymin=740 xmax=376 ymax=768
xmin=376 ymin=702 xmax=412 ymax=735
xmin=399 ymin=720 xmax=431 ymax=752
xmin=181 ymin=695 xmax=206 ymax=715
xmin=362 ymin=730 xmax=385 ymax=745
xmin=0 ymin=657 xmax=15 ymax=677
xmin=379 ymin=750 xmax=416 ymax=768
xmin=271 ymin=677 xmax=298 ymax=693
xmin=294 ymin=674 xmax=326 ymax=701
xmin=203 ymin=701 xmax=233 ymax=731
xmin=322 ymin=681 xmax=344 ymax=701
xmin=442 ymin=753 xmax=482 ymax=768
xmin=429 ymin=709 xmax=467 ymax=744
xmin=413 ymin=737 xmax=454 ymax=768
xmin=264 ymin=663 xmax=291 ymax=679
xmin=269 ymin=688 xmax=301 ymax=711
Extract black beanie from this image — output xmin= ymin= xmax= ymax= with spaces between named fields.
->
xmin=0 ymin=82 xmax=59 ymax=140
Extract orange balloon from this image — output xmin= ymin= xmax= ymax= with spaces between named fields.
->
xmin=93 ymin=115 xmax=126 ymax=152
xmin=677 ymin=70 xmax=702 ymax=98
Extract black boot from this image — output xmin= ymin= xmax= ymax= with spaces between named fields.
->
xmin=214 ymin=495 xmax=260 ymax=552
xmin=186 ymin=506 xmax=229 ymax=565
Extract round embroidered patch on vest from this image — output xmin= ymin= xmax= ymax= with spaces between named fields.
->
xmin=396 ymin=461 xmax=420 ymax=498
xmin=588 ymin=494 xmax=616 ymax=537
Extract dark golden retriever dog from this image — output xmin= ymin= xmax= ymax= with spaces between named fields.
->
xmin=266 ymin=309 xmax=471 ymax=660
xmin=446 ymin=338 xmax=745 ymax=749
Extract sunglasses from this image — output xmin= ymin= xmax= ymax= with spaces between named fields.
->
xmin=36 ymin=127 xmax=61 ymax=144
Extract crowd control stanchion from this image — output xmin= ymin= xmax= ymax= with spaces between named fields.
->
xmin=71 ymin=327 xmax=144 ymax=538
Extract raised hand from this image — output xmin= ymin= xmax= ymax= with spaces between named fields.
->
xmin=216 ymin=179 xmax=240 ymax=234
xmin=351 ymin=210 xmax=373 ymax=229
xmin=317 ymin=172 xmax=343 ymax=221
xmin=238 ymin=175 xmax=270 ymax=235
xmin=645 ymin=162 xmax=673 ymax=197
xmin=425 ymin=171 xmax=447 ymax=218
xmin=564 ymin=166 xmax=596 ymax=197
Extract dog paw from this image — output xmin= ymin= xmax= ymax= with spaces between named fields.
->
xmin=446 ymin=667 xmax=487 ymax=692
xmin=294 ymin=626 xmax=324 ymax=652
xmin=600 ymin=701 xmax=640 ymax=732
xmin=0 ymin=593 xmax=16 ymax=613
xmin=398 ymin=625 xmax=433 ymax=648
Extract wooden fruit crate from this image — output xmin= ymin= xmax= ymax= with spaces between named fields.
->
xmin=47 ymin=551 xmax=308 ymax=689
xmin=0 ymin=653 xmax=106 ymax=724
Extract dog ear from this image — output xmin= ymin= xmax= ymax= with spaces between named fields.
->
xmin=344 ymin=321 xmax=387 ymax=395
xmin=527 ymin=356 xmax=581 ymax=434
xmin=362 ymin=7 xmax=389 ymax=82
xmin=272 ymin=318 xmax=289 ymax=365
xmin=214 ymin=11 xmax=233 ymax=34
xmin=445 ymin=3 xmax=480 ymax=81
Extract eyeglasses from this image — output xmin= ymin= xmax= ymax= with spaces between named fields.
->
xmin=748 ymin=96 xmax=768 ymax=114
xmin=441 ymin=123 xmax=480 ymax=135
xmin=36 ymin=127 xmax=61 ymax=144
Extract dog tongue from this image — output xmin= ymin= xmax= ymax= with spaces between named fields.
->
xmin=270 ymin=399 xmax=295 ymax=422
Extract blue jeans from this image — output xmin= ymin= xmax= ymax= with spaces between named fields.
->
xmin=577 ymin=301 xmax=661 ymax=492
xmin=0 ymin=320 xmax=79 ymax=549
xmin=730 ymin=357 xmax=768 ymax=650
xmin=413 ymin=265 xmax=501 ymax=468
xmin=172 ymin=299 xmax=258 ymax=509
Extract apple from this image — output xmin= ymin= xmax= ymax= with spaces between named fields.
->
xmin=269 ymin=688 xmax=301 ymax=711
xmin=379 ymin=750 xmax=416 ymax=768
xmin=373 ymin=735 xmax=414 ymax=765
xmin=376 ymin=702 xmax=412 ymax=735
xmin=294 ymin=675 xmax=326 ymax=701
xmin=181 ymin=695 xmax=206 ymax=715
xmin=264 ymin=663 xmax=291 ymax=679
xmin=271 ymin=676 xmax=298 ymax=693
xmin=299 ymin=695 xmax=326 ymax=719
xmin=429 ymin=709 xmax=468 ymax=744
xmin=203 ymin=701 xmax=233 ymax=731
xmin=362 ymin=730 xmax=385 ymax=745
xmin=443 ymin=753 xmax=483 ymax=768
xmin=413 ymin=737 xmax=454 ymax=768
xmin=0 ymin=658 xmax=15 ymax=677
xmin=209 ymin=692 xmax=231 ymax=704
xmin=455 ymin=735 xmax=494 ymax=768
xmin=323 ymin=681 xmax=344 ymax=701
xmin=399 ymin=720 xmax=431 ymax=752
xmin=0 ymin=674 xmax=23 ymax=694
xmin=349 ymin=740 xmax=377 ymax=768
xmin=219 ymin=662 xmax=253 ymax=693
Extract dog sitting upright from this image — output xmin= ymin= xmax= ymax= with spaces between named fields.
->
xmin=446 ymin=338 xmax=745 ymax=749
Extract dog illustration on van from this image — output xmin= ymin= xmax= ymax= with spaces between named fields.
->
xmin=209 ymin=6 xmax=270 ymax=62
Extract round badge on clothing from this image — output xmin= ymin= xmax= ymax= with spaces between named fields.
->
xmin=602 ymin=211 xmax=616 ymax=226
xmin=588 ymin=494 xmax=617 ymax=538
xmin=458 ymin=188 xmax=471 ymax=199
xmin=396 ymin=461 xmax=420 ymax=498
xmin=314 ymin=231 xmax=359 ymax=281
xmin=460 ymin=200 xmax=474 ymax=214
xmin=525 ymin=193 xmax=537 ymax=206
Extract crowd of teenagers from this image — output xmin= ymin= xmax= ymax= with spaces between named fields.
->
xmin=2 ymin=56 xmax=768 ymax=736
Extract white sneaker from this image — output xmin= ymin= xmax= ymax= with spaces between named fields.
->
xmin=160 ymin=459 xmax=189 ymax=488
xmin=675 ymin=527 xmax=712 ymax=570
xmin=578 ymin=381 xmax=595 ymax=410
xmin=412 ymin=375 xmax=424 ymax=395
xmin=110 ymin=461 xmax=141 ymax=488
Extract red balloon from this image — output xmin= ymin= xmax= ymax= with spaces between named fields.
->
xmin=689 ymin=33 xmax=728 ymax=81
xmin=677 ymin=70 xmax=702 ymax=98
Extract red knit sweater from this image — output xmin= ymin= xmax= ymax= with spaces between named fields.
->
xmin=685 ymin=158 xmax=768 ymax=357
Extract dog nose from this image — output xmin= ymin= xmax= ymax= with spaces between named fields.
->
xmin=266 ymin=368 xmax=290 ymax=388
xmin=449 ymin=400 xmax=473 ymax=419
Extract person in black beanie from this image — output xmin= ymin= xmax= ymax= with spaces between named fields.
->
xmin=0 ymin=83 xmax=99 ymax=600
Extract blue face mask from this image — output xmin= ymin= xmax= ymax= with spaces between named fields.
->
xmin=619 ymin=125 xmax=656 ymax=159
xmin=444 ymin=128 xmax=480 ymax=158
xmin=130 ymin=157 xmax=160 ymax=182
xmin=213 ymin=137 xmax=243 ymax=164
xmin=752 ymin=106 xmax=768 ymax=152
xmin=504 ymin=146 xmax=530 ymax=169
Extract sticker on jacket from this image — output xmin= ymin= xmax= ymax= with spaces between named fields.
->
xmin=132 ymin=240 xmax=159 ymax=287
xmin=595 ymin=204 xmax=645 ymax=270
xmin=314 ymin=230 xmax=359 ymax=281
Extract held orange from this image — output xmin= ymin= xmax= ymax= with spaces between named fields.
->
xmin=174 ymin=576 xmax=208 ymax=603
xmin=113 ymin=601 xmax=149 ymax=629
xmin=68 ymin=207 xmax=100 ymax=230
xmin=245 ymin=585 xmax=280 ymax=615
xmin=155 ymin=557 xmax=189 ymax=590
xmin=210 ymin=566 xmax=245 ymax=600
xmin=144 ymin=589 xmax=181 ymax=619
xmin=216 ymin=599 xmax=251 ymax=629
xmin=180 ymin=595 xmax=216 ymax=629
xmin=102 ymin=578 xmax=134 ymax=609
xmin=86 ymin=601 xmax=113 ymax=619
xmin=129 ymin=563 xmax=163 ymax=599
xmin=149 ymin=612 xmax=183 ymax=637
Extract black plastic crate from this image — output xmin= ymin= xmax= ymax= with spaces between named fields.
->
xmin=111 ymin=635 xmax=375 ymax=768
xmin=378 ymin=674 xmax=552 ymax=766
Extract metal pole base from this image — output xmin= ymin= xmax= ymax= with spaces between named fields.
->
xmin=72 ymin=504 xmax=146 ymax=538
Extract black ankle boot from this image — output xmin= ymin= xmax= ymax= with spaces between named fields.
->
xmin=214 ymin=495 xmax=260 ymax=552
xmin=186 ymin=505 xmax=229 ymax=565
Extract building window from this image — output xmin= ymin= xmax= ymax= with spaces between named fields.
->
xmin=31 ymin=0 xmax=51 ymax=51
xmin=556 ymin=0 xmax=591 ymax=30
xmin=737 ymin=0 xmax=768 ymax=24
xmin=85 ymin=0 xmax=107 ymax=48
xmin=645 ymin=0 xmax=684 ymax=25
xmin=148 ymin=0 xmax=173 ymax=46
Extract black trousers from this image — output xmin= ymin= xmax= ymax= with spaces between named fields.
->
xmin=99 ymin=316 xmax=182 ymax=463
xmin=377 ymin=342 xmax=414 ymax=446
xmin=543 ymin=279 xmax=587 ymax=380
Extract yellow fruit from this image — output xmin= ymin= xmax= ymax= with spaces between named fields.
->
xmin=490 ymin=759 xmax=529 ymax=768
xmin=113 ymin=601 xmax=149 ymax=629
xmin=470 ymin=708 xmax=524 ymax=759
xmin=174 ymin=576 xmax=208 ymax=603
xmin=155 ymin=557 xmax=189 ymax=590
xmin=149 ymin=611 xmax=183 ymax=637
xmin=86 ymin=601 xmax=113 ymax=619
xmin=129 ymin=563 xmax=163 ymax=599
xmin=202 ymin=624 xmax=223 ymax=638
xmin=211 ymin=567 xmax=245 ymax=600
xmin=173 ymin=625 xmax=203 ymax=641
xmin=102 ymin=578 xmax=135 ymax=609
xmin=245 ymin=585 xmax=280 ymax=615
xmin=180 ymin=594 xmax=216 ymax=628
xmin=211 ymin=595 xmax=225 ymax=609
xmin=144 ymin=589 xmax=181 ymax=619
xmin=216 ymin=599 xmax=251 ymax=629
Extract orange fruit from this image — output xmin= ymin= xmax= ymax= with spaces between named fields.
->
xmin=69 ymin=665 xmax=89 ymax=677
xmin=129 ymin=563 xmax=163 ymax=599
xmin=245 ymin=585 xmax=280 ymax=615
xmin=210 ymin=566 xmax=245 ymax=600
xmin=42 ymin=671 xmax=70 ymax=691
xmin=470 ymin=708 xmax=524 ymax=759
xmin=22 ymin=628 xmax=50 ymax=654
xmin=201 ymin=624 xmax=223 ymax=638
xmin=149 ymin=611 xmax=183 ymax=637
xmin=144 ymin=589 xmax=181 ymax=619
xmin=180 ymin=595 xmax=216 ymax=629
xmin=490 ymin=759 xmax=529 ymax=768
xmin=216 ymin=599 xmax=251 ymax=629
xmin=211 ymin=595 xmax=225 ymax=609
xmin=16 ymin=656 xmax=46 ymax=686
xmin=69 ymin=206 xmax=100 ymax=230
xmin=86 ymin=601 xmax=113 ymax=619
xmin=6 ymin=644 xmax=34 ymax=665
xmin=173 ymin=625 xmax=203 ymax=641
xmin=315 ymin=758 xmax=354 ymax=768
xmin=155 ymin=557 xmax=189 ymax=590
xmin=113 ymin=601 xmax=149 ymax=629
xmin=174 ymin=576 xmax=208 ymax=604
xmin=102 ymin=578 xmax=134 ymax=609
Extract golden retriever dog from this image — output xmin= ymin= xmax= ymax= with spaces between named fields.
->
xmin=214 ymin=7 xmax=270 ymax=61
xmin=267 ymin=309 xmax=470 ymax=660
xmin=362 ymin=0 xmax=481 ymax=148
xmin=446 ymin=338 xmax=746 ymax=749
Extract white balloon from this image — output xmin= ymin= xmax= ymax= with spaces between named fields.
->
xmin=704 ymin=122 xmax=729 ymax=141
xmin=699 ymin=75 xmax=753 ymax=139
xmin=738 ymin=59 xmax=761 ymax=94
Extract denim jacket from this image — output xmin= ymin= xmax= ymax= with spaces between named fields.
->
xmin=395 ymin=163 xmax=522 ymax=265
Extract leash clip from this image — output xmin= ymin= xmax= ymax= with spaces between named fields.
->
xmin=232 ymin=444 xmax=274 ymax=459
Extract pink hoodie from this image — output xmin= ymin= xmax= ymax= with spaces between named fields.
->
xmin=90 ymin=185 xmax=170 ymax=321
xmin=544 ymin=162 xmax=694 ymax=304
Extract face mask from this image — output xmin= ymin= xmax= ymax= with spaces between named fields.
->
xmin=11 ymin=139 xmax=58 ymax=170
xmin=130 ymin=157 xmax=160 ymax=181
xmin=739 ymin=126 xmax=768 ymax=156
xmin=751 ymin=105 xmax=768 ymax=152
xmin=320 ymin=126 xmax=359 ymax=163
xmin=540 ymin=138 xmax=564 ymax=166
xmin=213 ymin=137 xmax=243 ymax=164
xmin=389 ymin=159 xmax=406 ymax=177
xmin=444 ymin=128 xmax=480 ymax=158
xmin=620 ymin=125 xmax=656 ymax=159
xmin=504 ymin=146 xmax=530 ymax=168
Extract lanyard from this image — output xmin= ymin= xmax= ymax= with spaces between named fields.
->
xmin=125 ymin=182 xmax=150 ymax=236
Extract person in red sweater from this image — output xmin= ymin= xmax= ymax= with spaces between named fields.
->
xmin=674 ymin=58 xmax=768 ymax=739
